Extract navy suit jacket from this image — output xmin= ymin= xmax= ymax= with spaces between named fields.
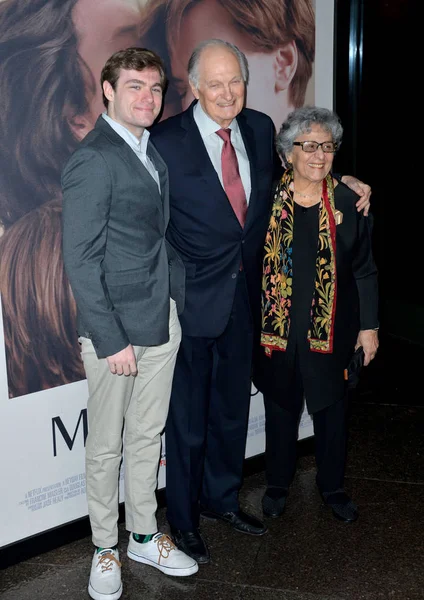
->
xmin=150 ymin=102 xmax=281 ymax=338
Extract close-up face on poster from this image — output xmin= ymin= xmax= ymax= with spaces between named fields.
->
xmin=0 ymin=0 xmax=326 ymax=547
xmin=0 ymin=0 xmax=316 ymax=399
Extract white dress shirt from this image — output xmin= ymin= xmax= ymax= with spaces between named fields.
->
xmin=193 ymin=102 xmax=251 ymax=204
xmin=102 ymin=113 xmax=161 ymax=192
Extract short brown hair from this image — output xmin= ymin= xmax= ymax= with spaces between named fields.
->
xmin=100 ymin=47 xmax=167 ymax=108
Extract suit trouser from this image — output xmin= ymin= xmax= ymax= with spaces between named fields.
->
xmin=165 ymin=272 xmax=253 ymax=531
xmin=264 ymin=354 xmax=348 ymax=494
xmin=80 ymin=300 xmax=181 ymax=548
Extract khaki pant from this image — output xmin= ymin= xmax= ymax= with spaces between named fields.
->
xmin=80 ymin=300 xmax=181 ymax=548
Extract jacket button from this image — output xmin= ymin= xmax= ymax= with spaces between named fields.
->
xmin=232 ymin=273 xmax=237 ymax=279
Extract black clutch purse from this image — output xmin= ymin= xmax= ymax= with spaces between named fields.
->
xmin=346 ymin=346 xmax=364 ymax=389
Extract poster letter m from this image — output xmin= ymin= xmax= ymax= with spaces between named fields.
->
xmin=52 ymin=409 xmax=88 ymax=456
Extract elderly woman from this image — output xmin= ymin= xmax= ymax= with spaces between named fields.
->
xmin=254 ymin=106 xmax=379 ymax=523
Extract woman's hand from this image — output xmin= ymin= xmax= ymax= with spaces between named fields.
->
xmin=356 ymin=329 xmax=379 ymax=366
xmin=341 ymin=175 xmax=371 ymax=215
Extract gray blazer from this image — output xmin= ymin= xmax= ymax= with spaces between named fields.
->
xmin=62 ymin=116 xmax=185 ymax=358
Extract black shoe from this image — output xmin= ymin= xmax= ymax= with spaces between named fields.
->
xmin=262 ymin=487 xmax=288 ymax=518
xmin=170 ymin=527 xmax=210 ymax=564
xmin=201 ymin=508 xmax=267 ymax=536
xmin=321 ymin=490 xmax=359 ymax=523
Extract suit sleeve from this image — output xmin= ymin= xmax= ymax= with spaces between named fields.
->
xmin=61 ymin=147 xmax=129 ymax=358
xmin=272 ymin=146 xmax=284 ymax=182
xmin=352 ymin=211 xmax=379 ymax=330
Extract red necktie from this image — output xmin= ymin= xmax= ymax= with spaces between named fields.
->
xmin=216 ymin=128 xmax=247 ymax=227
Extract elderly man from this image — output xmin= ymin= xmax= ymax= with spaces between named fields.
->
xmin=151 ymin=38 xmax=370 ymax=564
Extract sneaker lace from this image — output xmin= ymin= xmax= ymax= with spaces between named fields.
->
xmin=97 ymin=552 xmax=121 ymax=572
xmin=155 ymin=534 xmax=176 ymax=564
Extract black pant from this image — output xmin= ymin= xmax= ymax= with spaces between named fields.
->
xmin=264 ymin=355 xmax=348 ymax=493
xmin=165 ymin=272 xmax=254 ymax=531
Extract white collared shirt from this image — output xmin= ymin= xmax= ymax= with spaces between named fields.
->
xmin=193 ymin=102 xmax=251 ymax=204
xmin=102 ymin=113 xmax=161 ymax=192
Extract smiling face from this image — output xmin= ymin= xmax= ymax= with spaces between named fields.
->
xmin=288 ymin=124 xmax=335 ymax=187
xmin=190 ymin=45 xmax=245 ymax=128
xmin=103 ymin=68 xmax=163 ymax=138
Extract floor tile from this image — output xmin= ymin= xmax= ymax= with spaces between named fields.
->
xmin=346 ymin=403 xmax=424 ymax=483
xmin=241 ymin=589 xmax=349 ymax=600
xmin=1 ymin=335 xmax=423 ymax=600
xmin=0 ymin=564 xmax=88 ymax=599
xmin=246 ymin=474 xmax=424 ymax=600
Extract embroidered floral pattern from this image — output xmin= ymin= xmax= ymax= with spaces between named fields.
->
xmin=260 ymin=169 xmax=337 ymax=355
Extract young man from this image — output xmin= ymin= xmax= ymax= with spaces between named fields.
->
xmin=61 ymin=47 xmax=198 ymax=600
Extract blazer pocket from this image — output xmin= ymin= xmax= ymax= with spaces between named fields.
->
xmin=105 ymin=267 xmax=149 ymax=286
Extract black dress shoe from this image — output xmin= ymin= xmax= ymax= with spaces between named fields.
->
xmin=201 ymin=508 xmax=267 ymax=536
xmin=321 ymin=490 xmax=359 ymax=523
xmin=170 ymin=527 xmax=210 ymax=564
xmin=262 ymin=487 xmax=288 ymax=518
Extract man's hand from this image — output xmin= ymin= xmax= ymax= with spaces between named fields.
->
xmin=341 ymin=175 xmax=371 ymax=216
xmin=107 ymin=344 xmax=137 ymax=376
xmin=355 ymin=330 xmax=379 ymax=366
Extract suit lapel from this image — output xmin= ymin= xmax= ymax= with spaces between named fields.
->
xmin=148 ymin=142 xmax=169 ymax=224
xmin=181 ymin=108 xmax=224 ymax=194
xmin=95 ymin=116 xmax=164 ymax=215
xmin=180 ymin=104 xmax=246 ymax=226
xmin=237 ymin=111 xmax=258 ymax=231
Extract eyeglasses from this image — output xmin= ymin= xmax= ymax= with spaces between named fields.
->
xmin=292 ymin=141 xmax=338 ymax=153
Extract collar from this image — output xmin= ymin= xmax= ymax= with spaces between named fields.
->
xmin=193 ymin=101 xmax=240 ymax=140
xmin=102 ymin=113 xmax=150 ymax=155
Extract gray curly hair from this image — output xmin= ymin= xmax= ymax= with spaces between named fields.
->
xmin=276 ymin=106 xmax=343 ymax=159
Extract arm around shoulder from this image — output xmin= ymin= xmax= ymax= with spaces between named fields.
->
xmin=340 ymin=174 xmax=372 ymax=215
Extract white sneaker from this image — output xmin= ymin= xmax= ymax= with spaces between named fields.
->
xmin=88 ymin=548 xmax=123 ymax=600
xmin=127 ymin=532 xmax=199 ymax=577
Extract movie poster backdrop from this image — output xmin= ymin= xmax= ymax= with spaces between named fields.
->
xmin=0 ymin=0 xmax=333 ymax=547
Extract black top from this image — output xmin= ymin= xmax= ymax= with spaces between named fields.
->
xmin=290 ymin=201 xmax=320 ymax=346
xmin=253 ymin=182 xmax=379 ymax=414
